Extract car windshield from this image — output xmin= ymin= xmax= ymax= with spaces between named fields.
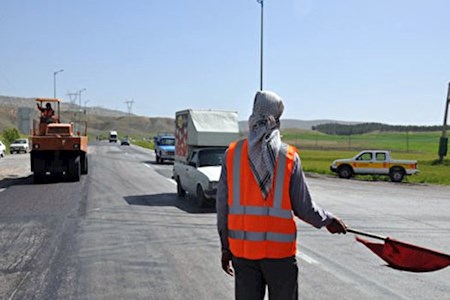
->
xmin=160 ymin=138 xmax=175 ymax=146
xmin=14 ymin=139 xmax=27 ymax=144
xmin=198 ymin=149 xmax=225 ymax=167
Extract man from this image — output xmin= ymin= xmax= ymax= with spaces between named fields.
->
xmin=37 ymin=102 xmax=55 ymax=123
xmin=216 ymin=90 xmax=347 ymax=300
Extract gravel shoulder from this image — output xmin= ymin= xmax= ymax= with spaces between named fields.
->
xmin=0 ymin=153 xmax=31 ymax=182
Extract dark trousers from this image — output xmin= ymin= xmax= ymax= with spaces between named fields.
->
xmin=232 ymin=256 xmax=298 ymax=300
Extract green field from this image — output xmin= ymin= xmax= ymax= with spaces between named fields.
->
xmin=282 ymin=130 xmax=450 ymax=185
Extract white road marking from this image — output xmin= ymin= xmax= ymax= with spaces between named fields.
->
xmin=144 ymin=163 xmax=152 ymax=168
xmin=167 ymin=178 xmax=176 ymax=185
xmin=0 ymin=188 xmax=6 ymax=193
xmin=296 ymin=251 xmax=319 ymax=264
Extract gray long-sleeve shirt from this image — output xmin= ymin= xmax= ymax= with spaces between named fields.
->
xmin=216 ymin=149 xmax=334 ymax=250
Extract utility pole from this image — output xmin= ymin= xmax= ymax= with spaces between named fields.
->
xmin=125 ymin=99 xmax=134 ymax=115
xmin=438 ymin=82 xmax=450 ymax=162
xmin=257 ymin=0 xmax=264 ymax=91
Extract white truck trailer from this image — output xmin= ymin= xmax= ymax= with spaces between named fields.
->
xmin=173 ymin=109 xmax=240 ymax=207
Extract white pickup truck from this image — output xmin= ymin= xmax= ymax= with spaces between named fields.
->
xmin=173 ymin=109 xmax=239 ymax=207
xmin=330 ymin=150 xmax=419 ymax=182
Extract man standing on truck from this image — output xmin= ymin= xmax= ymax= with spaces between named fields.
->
xmin=216 ymin=90 xmax=347 ymax=300
xmin=37 ymin=102 xmax=55 ymax=123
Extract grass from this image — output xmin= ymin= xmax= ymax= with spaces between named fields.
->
xmin=132 ymin=139 xmax=154 ymax=150
xmin=282 ymin=130 xmax=450 ymax=186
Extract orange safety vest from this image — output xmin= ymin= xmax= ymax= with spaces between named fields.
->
xmin=226 ymin=139 xmax=297 ymax=259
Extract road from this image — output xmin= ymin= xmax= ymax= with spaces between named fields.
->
xmin=0 ymin=142 xmax=449 ymax=299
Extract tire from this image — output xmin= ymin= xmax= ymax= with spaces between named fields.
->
xmin=155 ymin=154 xmax=160 ymax=164
xmin=196 ymin=185 xmax=207 ymax=208
xmin=390 ymin=168 xmax=405 ymax=183
xmin=33 ymin=158 xmax=46 ymax=184
xmin=68 ymin=156 xmax=81 ymax=181
xmin=10 ymin=150 xmax=14 ymax=155
xmin=176 ymin=177 xmax=186 ymax=197
xmin=338 ymin=165 xmax=353 ymax=179
xmin=81 ymin=155 xmax=88 ymax=175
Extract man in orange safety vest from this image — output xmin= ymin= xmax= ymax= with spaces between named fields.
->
xmin=216 ymin=90 xmax=347 ymax=300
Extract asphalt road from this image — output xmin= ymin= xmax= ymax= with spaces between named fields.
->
xmin=0 ymin=142 xmax=449 ymax=299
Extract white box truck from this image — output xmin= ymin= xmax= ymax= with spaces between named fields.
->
xmin=109 ymin=131 xmax=117 ymax=143
xmin=173 ymin=109 xmax=239 ymax=207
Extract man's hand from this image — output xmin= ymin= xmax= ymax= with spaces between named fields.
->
xmin=326 ymin=217 xmax=347 ymax=234
xmin=221 ymin=249 xmax=234 ymax=276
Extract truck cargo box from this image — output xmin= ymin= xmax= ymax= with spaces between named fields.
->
xmin=175 ymin=109 xmax=239 ymax=162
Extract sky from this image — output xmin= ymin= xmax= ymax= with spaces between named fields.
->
xmin=1 ymin=0 xmax=449 ymax=125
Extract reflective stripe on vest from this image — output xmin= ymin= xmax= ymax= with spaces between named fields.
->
xmin=229 ymin=139 xmax=295 ymax=243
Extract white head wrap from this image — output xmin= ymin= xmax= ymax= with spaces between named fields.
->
xmin=247 ymin=90 xmax=284 ymax=198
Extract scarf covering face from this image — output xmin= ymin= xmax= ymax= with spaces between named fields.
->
xmin=248 ymin=90 xmax=284 ymax=199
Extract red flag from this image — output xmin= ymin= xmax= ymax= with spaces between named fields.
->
xmin=356 ymin=236 xmax=450 ymax=272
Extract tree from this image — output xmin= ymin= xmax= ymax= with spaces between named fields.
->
xmin=2 ymin=128 xmax=21 ymax=144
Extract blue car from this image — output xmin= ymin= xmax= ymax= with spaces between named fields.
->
xmin=154 ymin=134 xmax=175 ymax=164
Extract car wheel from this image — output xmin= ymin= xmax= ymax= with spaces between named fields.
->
xmin=338 ymin=165 xmax=353 ymax=179
xmin=196 ymin=185 xmax=207 ymax=208
xmin=176 ymin=177 xmax=186 ymax=197
xmin=390 ymin=168 xmax=405 ymax=183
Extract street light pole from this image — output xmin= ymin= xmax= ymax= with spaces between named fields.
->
xmin=257 ymin=0 xmax=264 ymax=91
xmin=53 ymin=69 xmax=64 ymax=98
xmin=77 ymin=88 xmax=87 ymax=134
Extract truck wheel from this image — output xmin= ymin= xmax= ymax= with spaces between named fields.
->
xmin=196 ymin=185 xmax=207 ymax=208
xmin=33 ymin=158 xmax=46 ymax=184
xmin=390 ymin=168 xmax=405 ymax=182
xmin=68 ymin=156 xmax=81 ymax=181
xmin=81 ymin=155 xmax=88 ymax=175
xmin=338 ymin=165 xmax=353 ymax=179
xmin=176 ymin=177 xmax=186 ymax=197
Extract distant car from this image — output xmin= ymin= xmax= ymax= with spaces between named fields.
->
xmin=120 ymin=138 xmax=130 ymax=146
xmin=10 ymin=138 xmax=29 ymax=154
xmin=0 ymin=140 xmax=5 ymax=158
